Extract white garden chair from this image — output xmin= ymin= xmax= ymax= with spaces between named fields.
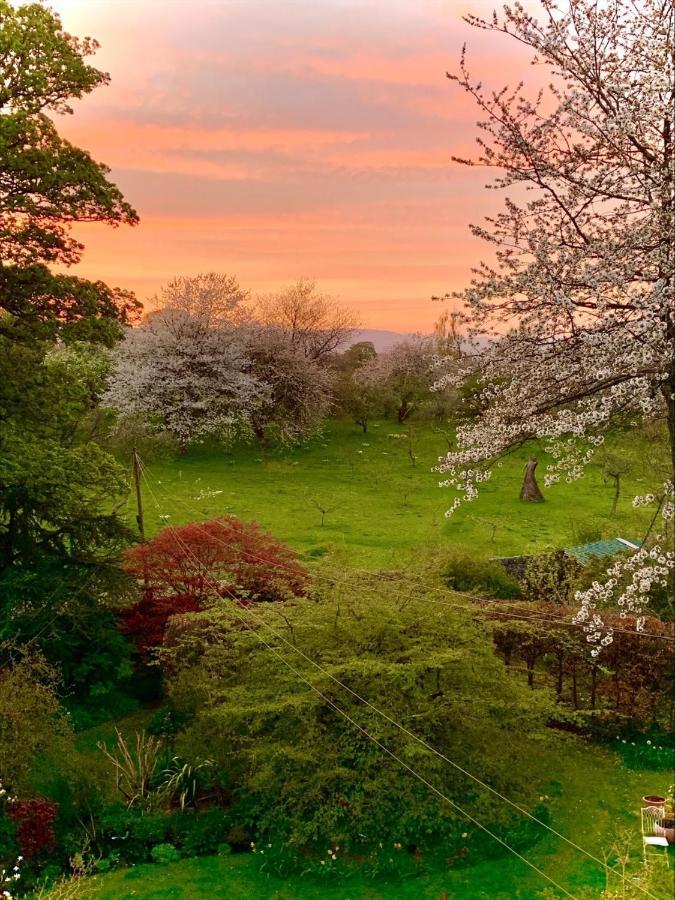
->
xmin=641 ymin=805 xmax=670 ymax=865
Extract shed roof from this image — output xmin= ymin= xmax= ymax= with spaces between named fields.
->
xmin=564 ymin=537 xmax=640 ymax=565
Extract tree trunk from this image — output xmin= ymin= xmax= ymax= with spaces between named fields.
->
xmin=571 ymin=665 xmax=579 ymax=709
xmin=555 ymin=651 xmax=564 ymax=703
xmin=519 ymin=455 xmax=544 ymax=502
xmin=610 ymin=474 xmax=620 ymax=515
xmin=526 ymin=655 xmax=535 ymax=688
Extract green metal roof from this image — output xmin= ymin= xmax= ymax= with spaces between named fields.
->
xmin=564 ymin=537 xmax=640 ymax=565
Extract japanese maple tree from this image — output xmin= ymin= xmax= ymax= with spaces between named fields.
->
xmin=121 ymin=518 xmax=308 ymax=654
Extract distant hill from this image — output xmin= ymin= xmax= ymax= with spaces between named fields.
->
xmin=348 ymin=329 xmax=414 ymax=352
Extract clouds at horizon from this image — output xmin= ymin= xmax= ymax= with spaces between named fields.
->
xmin=51 ymin=0 xmax=533 ymax=330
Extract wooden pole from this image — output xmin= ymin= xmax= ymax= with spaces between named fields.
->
xmin=132 ymin=448 xmax=145 ymax=541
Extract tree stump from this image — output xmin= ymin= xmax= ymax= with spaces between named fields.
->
xmin=520 ymin=455 xmax=544 ymax=502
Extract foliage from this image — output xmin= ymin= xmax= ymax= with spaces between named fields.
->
xmin=160 ymin=571 xmax=553 ymax=856
xmin=0 ymin=334 xmax=133 ymax=572
xmin=434 ymin=0 xmax=675 ymax=635
xmin=119 ymin=592 xmax=203 ymax=658
xmin=1 ymin=561 xmax=135 ymax=717
xmin=7 ymin=799 xmax=58 ymax=860
xmin=357 ymin=336 xmax=437 ymax=424
xmin=246 ymin=324 xmax=332 ymax=444
xmin=121 ymin=517 xmax=308 ymax=654
xmin=332 ymin=342 xmax=382 ymax=433
xmin=519 ymin=551 xmax=581 ymax=605
xmin=255 ymin=279 xmax=357 ymax=362
xmin=92 ymin=806 xmax=234 ymax=866
xmin=97 ymin=731 xmax=162 ymax=811
xmin=489 ymin=605 xmax=674 ymax=724
xmin=0 ymin=1 xmax=137 ymax=267
xmin=0 ymin=653 xmax=74 ymax=794
xmin=150 ymin=843 xmax=181 ymax=864
xmin=442 ymin=551 xmax=521 ymax=599
xmin=0 ymin=0 xmax=139 ymax=727
xmin=157 ymin=758 xmax=215 ymax=812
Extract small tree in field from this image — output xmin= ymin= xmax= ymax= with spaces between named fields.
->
xmin=359 ymin=335 xmax=436 ymax=423
xmin=247 ymin=324 xmax=332 ymax=444
xmin=434 ymin=0 xmax=674 ymax=646
xmin=333 ymin=341 xmax=382 ymax=432
xmin=121 ymin=518 xmax=308 ymax=654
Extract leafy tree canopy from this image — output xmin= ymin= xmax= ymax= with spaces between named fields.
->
xmin=160 ymin=571 xmax=554 ymax=854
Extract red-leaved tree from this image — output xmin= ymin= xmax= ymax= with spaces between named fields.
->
xmin=120 ymin=517 xmax=308 ymax=655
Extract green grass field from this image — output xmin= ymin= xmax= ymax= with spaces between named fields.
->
xmin=133 ymin=419 xmax=660 ymax=567
xmin=74 ymin=421 xmax=671 ymax=900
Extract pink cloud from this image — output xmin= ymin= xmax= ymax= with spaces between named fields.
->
xmin=49 ymin=0 xmax=530 ymax=331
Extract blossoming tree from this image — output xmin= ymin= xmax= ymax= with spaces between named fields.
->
xmin=435 ymin=0 xmax=674 ymax=648
xmin=104 ymin=273 xmax=267 ymax=450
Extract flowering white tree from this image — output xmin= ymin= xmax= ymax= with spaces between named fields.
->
xmin=434 ymin=0 xmax=674 ymax=645
xmin=360 ymin=335 xmax=437 ymax=423
xmin=104 ymin=274 xmax=267 ymax=449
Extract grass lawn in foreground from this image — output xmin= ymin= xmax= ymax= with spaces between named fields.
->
xmin=133 ymin=420 xmax=662 ymax=568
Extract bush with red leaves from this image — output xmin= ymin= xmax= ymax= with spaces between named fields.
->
xmin=8 ymin=799 xmax=58 ymax=859
xmin=121 ymin=517 xmax=308 ymax=655
xmin=119 ymin=591 xmax=203 ymax=655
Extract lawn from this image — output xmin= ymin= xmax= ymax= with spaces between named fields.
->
xmin=133 ymin=419 xmax=662 ymax=568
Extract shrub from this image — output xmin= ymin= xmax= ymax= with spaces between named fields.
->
xmin=119 ymin=592 xmax=203 ymax=656
xmin=443 ymin=552 xmax=522 ymax=599
xmin=173 ymin=809 xmax=233 ymax=856
xmin=0 ymin=654 xmax=74 ymax=794
xmin=97 ymin=808 xmax=172 ymax=863
xmin=161 ymin=572 xmax=552 ymax=857
xmin=150 ymin=842 xmax=181 ymax=864
xmin=95 ymin=807 xmax=235 ymax=864
xmin=146 ymin=706 xmax=189 ymax=740
xmin=8 ymin=799 xmax=58 ymax=859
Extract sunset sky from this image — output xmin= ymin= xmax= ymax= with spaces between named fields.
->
xmin=50 ymin=0 xmax=533 ymax=332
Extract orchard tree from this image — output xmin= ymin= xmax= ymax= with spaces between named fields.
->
xmin=361 ymin=335 xmax=436 ymax=423
xmin=255 ymin=279 xmax=358 ymax=362
xmin=333 ymin=341 xmax=382 ymax=432
xmin=434 ymin=0 xmax=674 ymax=645
xmin=247 ymin=324 xmax=332 ymax=444
xmin=104 ymin=274 xmax=267 ymax=450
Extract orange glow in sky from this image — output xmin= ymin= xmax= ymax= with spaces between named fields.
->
xmin=50 ymin=0 xmax=532 ymax=331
